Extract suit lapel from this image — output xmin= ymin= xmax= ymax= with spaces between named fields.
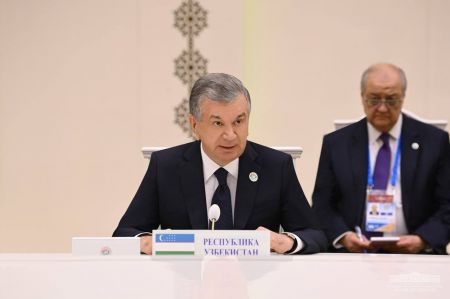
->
xmin=350 ymin=119 xmax=369 ymax=224
xmin=234 ymin=142 xmax=261 ymax=229
xmin=400 ymin=114 xmax=420 ymax=221
xmin=179 ymin=141 xmax=209 ymax=229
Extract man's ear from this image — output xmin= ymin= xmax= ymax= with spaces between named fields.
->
xmin=189 ymin=114 xmax=199 ymax=140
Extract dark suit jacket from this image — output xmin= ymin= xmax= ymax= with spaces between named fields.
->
xmin=312 ymin=114 xmax=450 ymax=253
xmin=113 ymin=140 xmax=327 ymax=254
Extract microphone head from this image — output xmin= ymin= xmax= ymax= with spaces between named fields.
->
xmin=208 ymin=204 xmax=221 ymax=222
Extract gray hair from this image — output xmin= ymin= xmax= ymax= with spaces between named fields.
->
xmin=189 ymin=73 xmax=251 ymax=119
xmin=360 ymin=63 xmax=408 ymax=95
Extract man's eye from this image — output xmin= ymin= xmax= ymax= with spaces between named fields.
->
xmin=234 ymin=119 xmax=242 ymax=125
xmin=213 ymin=121 xmax=223 ymax=127
xmin=368 ymin=96 xmax=381 ymax=101
xmin=386 ymin=96 xmax=400 ymax=101
xmin=368 ymin=99 xmax=380 ymax=106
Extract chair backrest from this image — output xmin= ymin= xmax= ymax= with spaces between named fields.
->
xmin=334 ymin=109 xmax=448 ymax=131
xmin=142 ymin=146 xmax=303 ymax=162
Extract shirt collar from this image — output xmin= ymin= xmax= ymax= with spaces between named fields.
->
xmin=367 ymin=113 xmax=403 ymax=145
xmin=200 ymin=142 xmax=239 ymax=183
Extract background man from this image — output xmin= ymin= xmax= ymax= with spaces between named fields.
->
xmin=114 ymin=73 xmax=327 ymax=254
xmin=312 ymin=63 xmax=450 ymax=254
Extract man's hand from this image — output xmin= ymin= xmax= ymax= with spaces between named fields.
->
xmin=339 ymin=232 xmax=370 ymax=253
xmin=370 ymin=235 xmax=427 ymax=254
xmin=140 ymin=235 xmax=153 ymax=255
xmin=257 ymin=226 xmax=295 ymax=254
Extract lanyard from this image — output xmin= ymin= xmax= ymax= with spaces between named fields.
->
xmin=367 ymin=134 xmax=401 ymax=188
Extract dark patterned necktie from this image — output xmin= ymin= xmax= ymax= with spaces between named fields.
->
xmin=373 ymin=133 xmax=391 ymax=190
xmin=211 ymin=168 xmax=233 ymax=229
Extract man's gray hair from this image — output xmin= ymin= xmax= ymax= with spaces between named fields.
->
xmin=360 ymin=63 xmax=408 ymax=95
xmin=189 ymin=73 xmax=251 ymax=119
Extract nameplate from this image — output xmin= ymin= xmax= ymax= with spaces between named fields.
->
xmin=72 ymin=237 xmax=140 ymax=256
xmin=152 ymin=230 xmax=270 ymax=257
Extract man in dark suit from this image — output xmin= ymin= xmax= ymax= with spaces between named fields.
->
xmin=114 ymin=73 xmax=327 ymax=254
xmin=312 ymin=63 xmax=450 ymax=254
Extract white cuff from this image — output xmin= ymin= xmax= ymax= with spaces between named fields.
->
xmin=135 ymin=232 xmax=152 ymax=237
xmin=333 ymin=231 xmax=351 ymax=249
xmin=282 ymin=232 xmax=304 ymax=254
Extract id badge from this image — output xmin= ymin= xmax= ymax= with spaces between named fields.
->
xmin=365 ymin=189 xmax=396 ymax=232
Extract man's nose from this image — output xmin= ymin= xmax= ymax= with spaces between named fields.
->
xmin=222 ymin=125 xmax=237 ymax=140
xmin=377 ymin=102 xmax=389 ymax=112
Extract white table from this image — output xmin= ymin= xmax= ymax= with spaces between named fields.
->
xmin=1 ymin=253 xmax=448 ymax=299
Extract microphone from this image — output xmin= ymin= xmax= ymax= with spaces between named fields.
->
xmin=208 ymin=204 xmax=220 ymax=230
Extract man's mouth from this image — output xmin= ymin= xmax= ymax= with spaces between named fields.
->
xmin=219 ymin=145 xmax=236 ymax=150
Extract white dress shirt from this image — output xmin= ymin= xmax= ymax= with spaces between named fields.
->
xmin=200 ymin=144 xmax=239 ymax=222
xmin=367 ymin=114 xmax=408 ymax=237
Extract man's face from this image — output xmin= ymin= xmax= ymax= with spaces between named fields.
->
xmin=362 ymin=66 xmax=404 ymax=133
xmin=190 ymin=94 xmax=249 ymax=166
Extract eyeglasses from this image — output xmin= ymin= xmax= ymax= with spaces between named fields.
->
xmin=364 ymin=97 xmax=403 ymax=108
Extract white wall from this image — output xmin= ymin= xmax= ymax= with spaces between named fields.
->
xmin=1 ymin=0 xmax=449 ymax=252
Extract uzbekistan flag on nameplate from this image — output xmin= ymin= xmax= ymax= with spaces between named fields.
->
xmin=153 ymin=233 xmax=195 ymax=255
